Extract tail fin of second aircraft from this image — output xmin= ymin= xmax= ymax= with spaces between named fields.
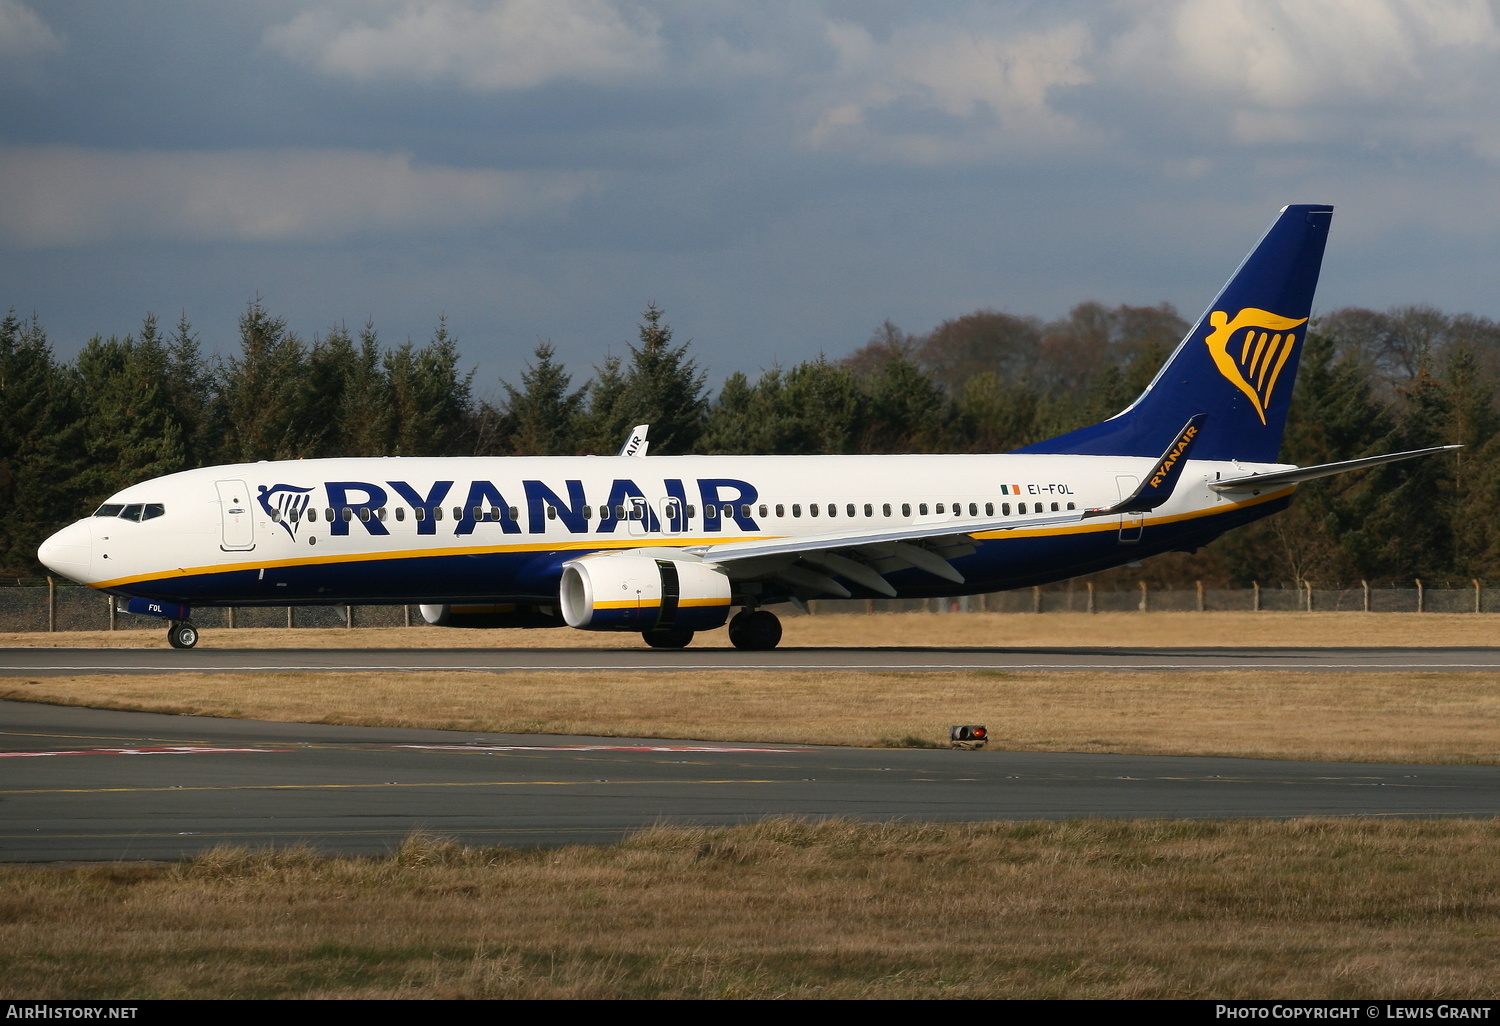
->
xmin=1016 ymin=203 xmax=1333 ymax=464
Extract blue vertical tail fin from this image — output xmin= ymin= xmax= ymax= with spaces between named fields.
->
xmin=1016 ymin=204 xmax=1333 ymax=463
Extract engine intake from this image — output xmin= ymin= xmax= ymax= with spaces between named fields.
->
xmin=560 ymin=552 xmax=731 ymax=632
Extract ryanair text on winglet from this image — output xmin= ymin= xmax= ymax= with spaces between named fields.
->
xmin=1148 ymin=424 xmax=1199 ymax=488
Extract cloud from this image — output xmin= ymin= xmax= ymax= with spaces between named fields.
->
xmin=0 ymin=0 xmax=61 ymax=59
xmin=265 ymin=0 xmax=663 ymax=90
xmin=806 ymin=17 xmax=1094 ymax=163
xmin=1105 ymin=0 xmax=1500 ymax=149
xmin=0 ymin=146 xmax=595 ymax=247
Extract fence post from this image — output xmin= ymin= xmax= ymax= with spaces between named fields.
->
xmin=107 ymin=595 xmax=116 ymax=631
xmin=1305 ymin=580 xmax=1313 ymax=612
xmin=1362 ymin=580 xmax=1370 ymax=612
xmin=345 ymin=605 xmax=353 ymax=629
xmin=1087 ymin=581 xmax=1096 ymax=614
xmin=1196 ymin=580 xmax=1205 ymax=612
xmin=227 ymin=607 xmax=237 ymax=629
xmin=1032 ymin=586 xmax=1042 ymax=613
xmin=287 ymin=606 xmax=294 ymax=629
xmin=1415 ymin=579 xmax=1424 ymax=613
xmin=46 ymin=576 xmax=55 ymax=632
xmin=1252 ymin=581 xmax=1261 ymax=612
xmin=1475 ymin=579 xmax=1483 ymax=614
xmin=404 ymin=604 xmax=413 ymax=627
xmin=1137 ymin=580 xmax=1148 ymax=612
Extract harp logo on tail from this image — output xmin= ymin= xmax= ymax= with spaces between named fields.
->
xmin=1204 ymin=308 xmax=1308 ymax=425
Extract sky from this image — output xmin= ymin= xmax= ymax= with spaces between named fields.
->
xmin=4 ymin=0 xmax=1500 ymax=402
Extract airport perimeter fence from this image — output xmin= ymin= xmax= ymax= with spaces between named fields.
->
xmin=0 ymin=579 xmax=1492 ymax=632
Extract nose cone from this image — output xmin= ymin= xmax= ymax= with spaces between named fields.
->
xmin=38 ymin=520 xmax=93 ymax=582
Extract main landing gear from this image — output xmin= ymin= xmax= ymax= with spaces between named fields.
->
xmin=728 ymin=609 xmax=782 ymax=651
xmin=167 ymin=620 xmax=199 ymax=649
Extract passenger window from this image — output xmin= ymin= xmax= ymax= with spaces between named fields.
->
xmin=359 ymin=508 xmax=371 ymax=522
xmin=546 ymin=506 xmax=557 ymax=520
xmin=847 ymin=504 xmax=856 ymax=517
xmin=863 ymin=504 xmax=872 ymax=517
xmin=452 ymin=507 xmax=461 ymax=520
xmin=919 ymin=503 xmax=928 ymax=515
xmin=882 ymin=503 xmax=891 ymax=517
xmin=902 ymin=503 xmax=911 ymax=517
xmin=810 ymin=504 xmax=819 ymax=517
xmin=1019 ymin=502 xmax=1027 ymax=514
xmin=969 ymin=502 xmax=978 ymax=516
xmin=775 ymin=504 xmax=785 ymax=517
xmin=1051 ymin=502 xmax=1059 ymax=512
xmin=1002 ymin=503 xmax=1011 ymax=515
xmin=472 ymin=506 xmax=482 ymax=520
xmin=395 ymin=508 xmax=405 ymax=522
xmin=614 ymin=505 xmax=626 ymax=519
xmin=792 ymin=504 xmax=801 ymax=517
xmin=985 ymin=502 xmax=993 ymax=516
xmin=741 ymin=504 xmax=751 ymax=519
xmin=686 ymin=505 xmax=696 ymax=518
xmin=429 ymin=507 xmax=440 ymax=521
xmin=1067 ymin=502 xmax=1075 ymax=510
xmin=759 ymin=504 xmax=768 ymax=518
xmin=826 ymin=504 xmax=836 ymax=517
xmin=706 ymin=504 xmax=718 ymax=519
xmin=508 ymin=506 xmax=519 ymax=520
xmin=935 ymin=503 xmax=944 ymax=514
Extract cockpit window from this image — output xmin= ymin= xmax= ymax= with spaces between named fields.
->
xmin=93 ymin=502 xmax=165 ymax=521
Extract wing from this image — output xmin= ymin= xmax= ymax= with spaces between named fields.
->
xmin=687 ymin=415 xmax=1206 ymax=599
xmin=1210 ymin=444 xmax=1459 ymax=492
xmin=688 ymin=505 xmax=1087 ymax=598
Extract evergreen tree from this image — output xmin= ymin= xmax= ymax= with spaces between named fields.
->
xmin=501 ymin=340 xmax=584 ymax=455
xmin=214 ymin=299 xmax=313 ymax=462
xmin=386 ymin=317 xmax=475 ymax=456
xmin=0 ymin=313 xmax=87 ymax=576
xmin=616 ymin=304 xmax=708 ymax=455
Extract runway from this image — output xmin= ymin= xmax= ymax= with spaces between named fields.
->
xmin=7 ymin=644 xmax=1500 ymax=674
xmin=4 ymin=699 xmax=1499 ymax=862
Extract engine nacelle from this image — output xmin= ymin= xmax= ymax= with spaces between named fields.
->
xmin=419 ymin=603 xmax=564 ymax=629
xmin=559 ymin=551 xmax=732 ymax=632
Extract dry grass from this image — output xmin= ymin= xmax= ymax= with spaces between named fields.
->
xmin=7 ymin=610 xmax=1500 ymax=650
xmin=4 ymin=818 xmax=1500 ymax=999
xmin=6 ymin=668 xmax=1500 ymax=763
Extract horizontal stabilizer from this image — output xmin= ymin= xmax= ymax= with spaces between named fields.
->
xmin=1210 ymin=445 xmax=1460 ymax=492
xmin=1084 ymin=414 xmax=1206 ymax=517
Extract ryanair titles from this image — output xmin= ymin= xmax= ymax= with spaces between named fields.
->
xmin=257 ymin=478 xmax=761 ymax=540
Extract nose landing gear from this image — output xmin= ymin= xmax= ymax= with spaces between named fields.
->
xmin=728 ymin=609 xmax=782 ymax=651
xmin=167 ymin=621 xmax=199 ymax=649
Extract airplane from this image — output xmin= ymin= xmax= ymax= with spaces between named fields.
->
xmin=37 ymin=204 xmax=1456 ymax=651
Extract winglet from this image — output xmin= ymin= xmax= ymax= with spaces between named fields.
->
xmin=618 ymin=425 xmax=650 ymax=457
xmin=1084 ymin=414 xmax=1207 ymax=517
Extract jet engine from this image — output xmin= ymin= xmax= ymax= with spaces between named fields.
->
xmin=418 ymin=603 xmax=564 ymax=629
xmin=559 ymin=551 xmax=732 ymax=632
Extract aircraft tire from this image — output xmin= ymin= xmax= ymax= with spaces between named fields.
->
xmin=729 ymin=609 xmax=781 ymax=651
xmin=167 ymin=621 xmax=199 ymax=650
xmin=642 ymin=627 xmax=694 ymax=649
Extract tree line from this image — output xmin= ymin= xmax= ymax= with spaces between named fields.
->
xmin=3 ymin=297 xmax=1497 ymax=588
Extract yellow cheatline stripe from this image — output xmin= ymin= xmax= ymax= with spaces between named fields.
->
xmin=89 ymin=533 xmax=769 ymax=590
xmin=90 ymin=488 xmax=1295 ymax=591
xmin=971 ymin=486 xmax=1295 ymax=541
